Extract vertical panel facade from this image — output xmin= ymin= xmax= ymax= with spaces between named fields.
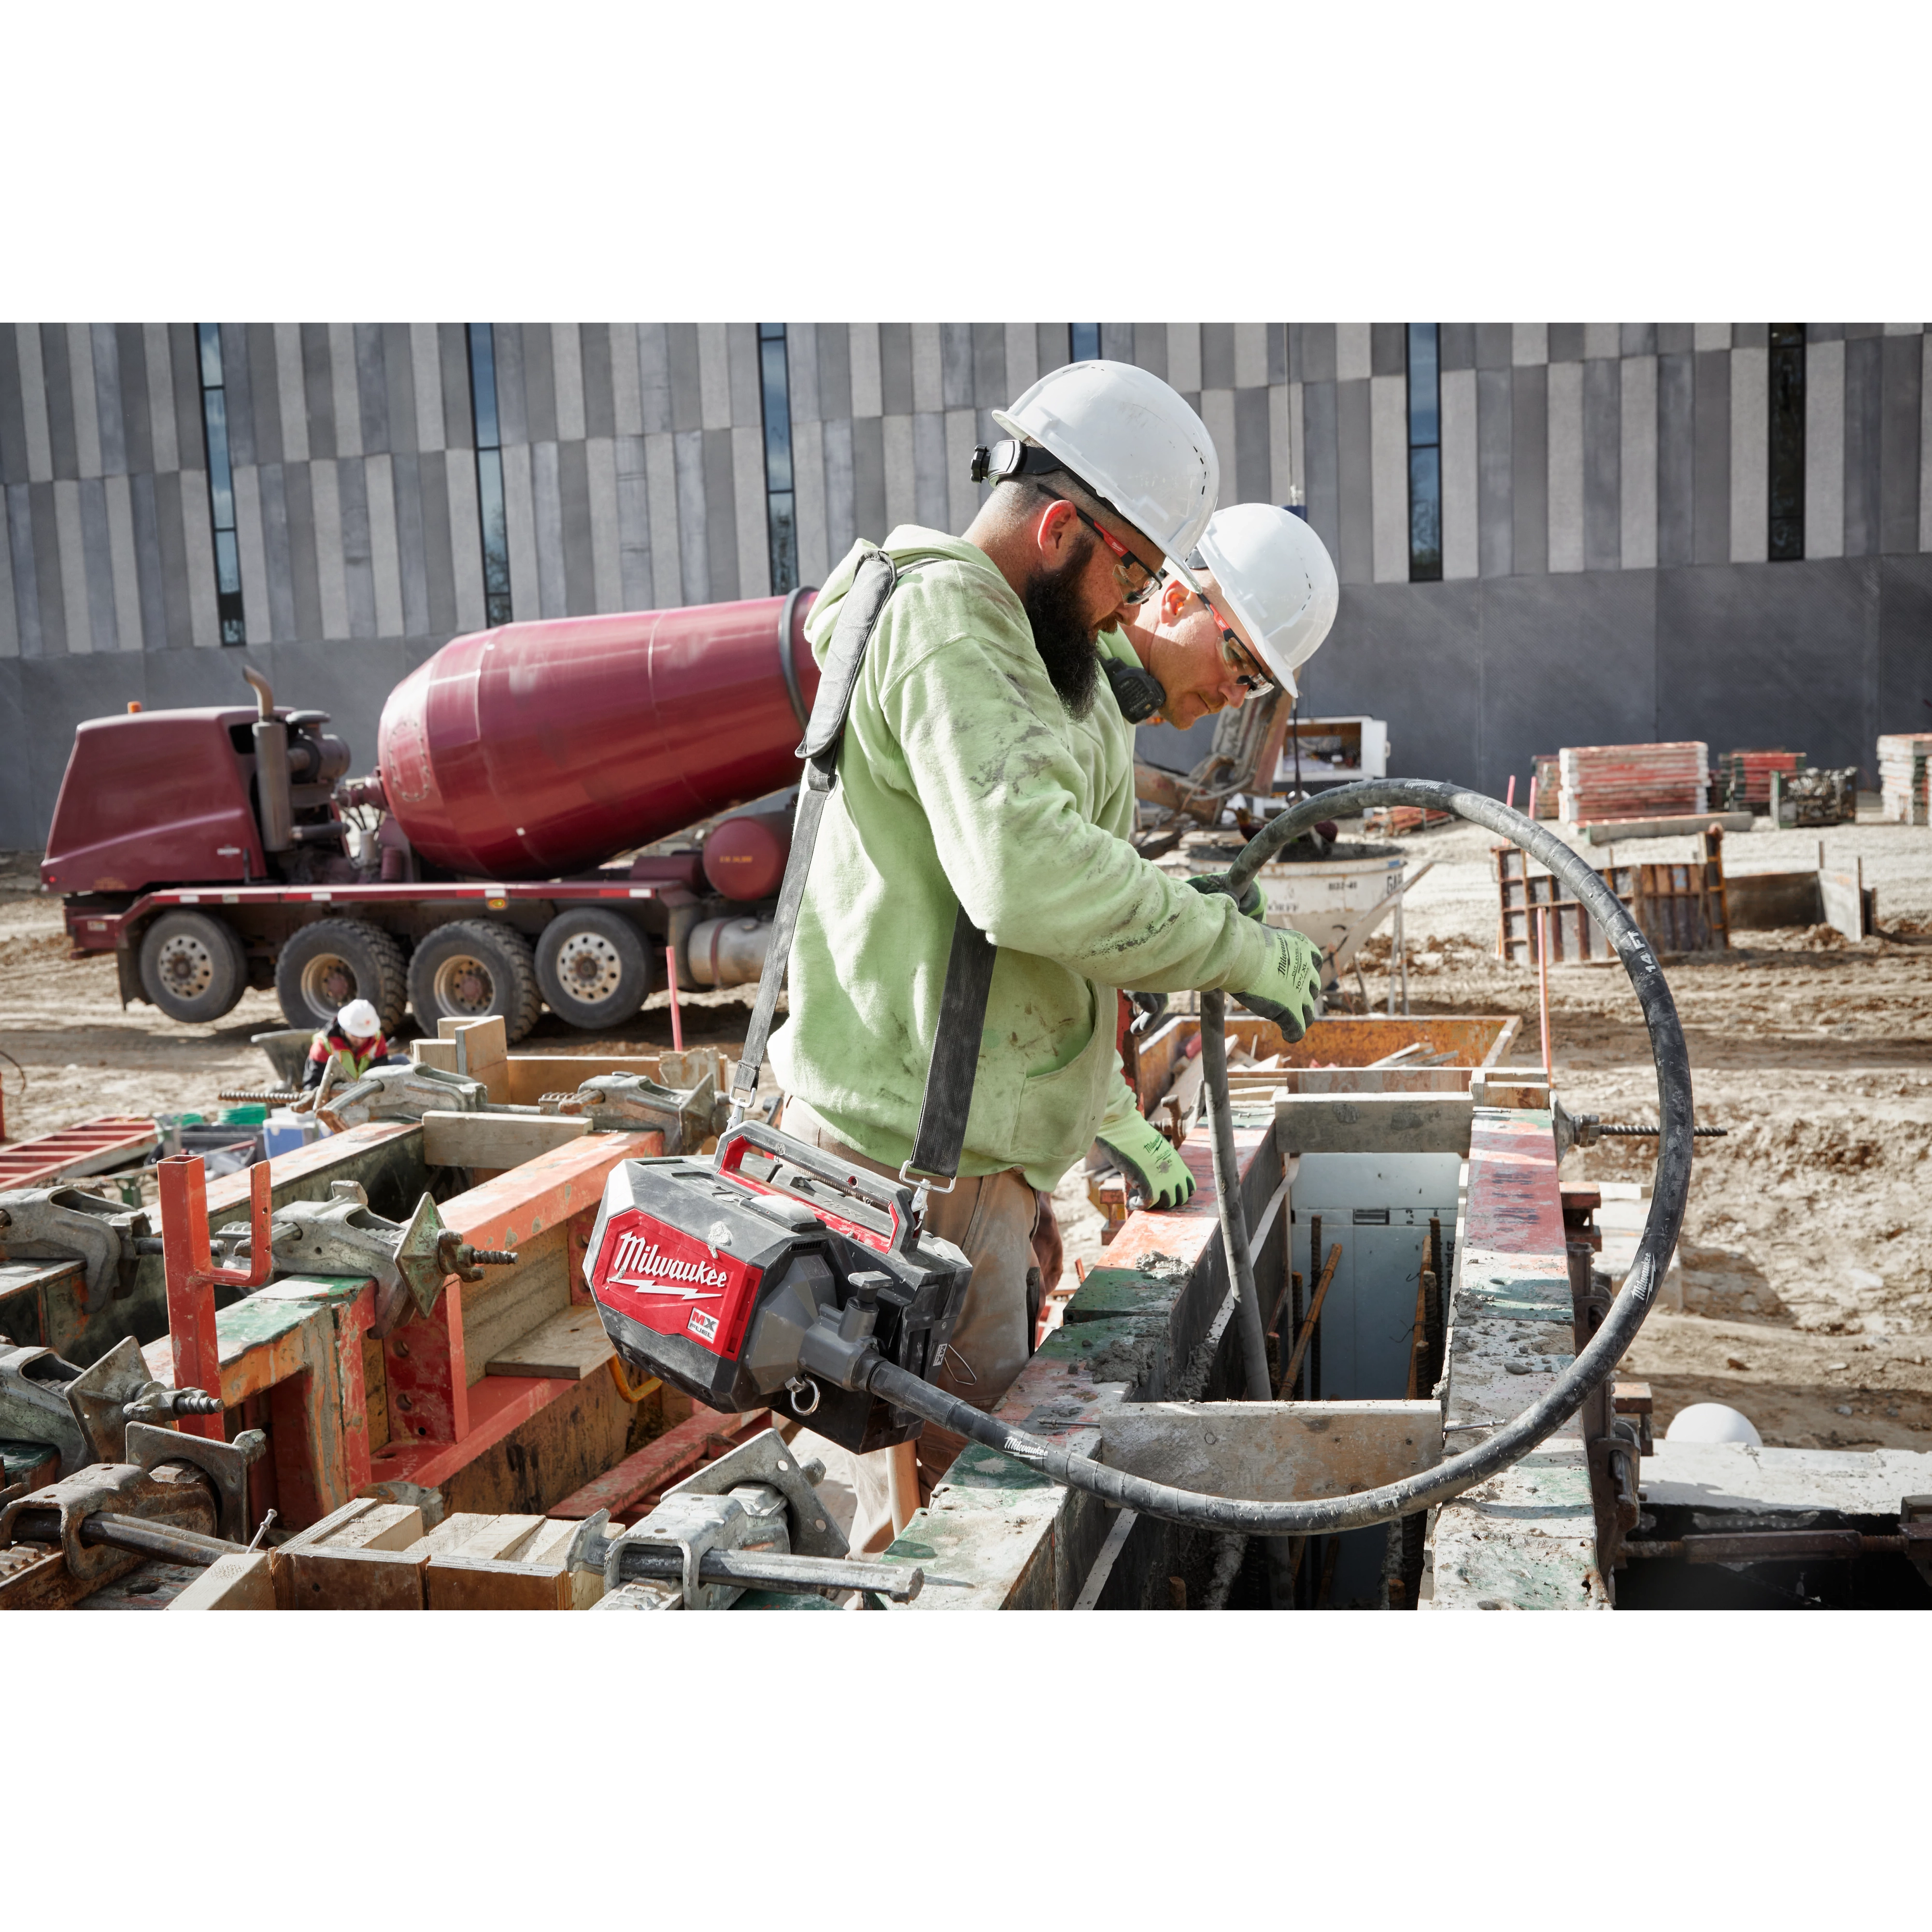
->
xmin=3 ymin=321 xmax=1930 ymax=849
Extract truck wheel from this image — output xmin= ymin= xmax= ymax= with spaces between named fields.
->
xmin=275 ymin=920 xmax=409 ymax=1034
xmin=535 ymin=909 xmax=654 ymax=1031
xmin=407 ymin=920 xmax=541 ymax=1044
xmin=138 ymin=911 xmax=249 ymax=1024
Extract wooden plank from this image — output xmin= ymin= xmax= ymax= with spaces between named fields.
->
xmin=1820 ymin=867 xmax=1867 ymax=942
xmin=167 ymin=1546 xmax=280 ymax=1607
xmin=420 ymin=1110 xmax=590 ymax=1170
xmin=461 ymin=1221 xmax=569 ymax=1389
xmin=426 ymin=1553 xmax=574 ymax=1609
xmin=485 ymin=1302 xmax=614 ymax=1381
xmin=276 ymin=1494 xmax=414 ymax=1553
xmin=438 ymin=1016 xmax=509 ymax=1103
xmin=279 ymin=1545 xmax=427 ymax=1609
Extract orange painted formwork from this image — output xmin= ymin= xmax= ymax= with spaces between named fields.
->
xmin=0 ymin=1116 xmax=159 ymax=1188
xmin=138 ymin=1125 xmax=666 ymax=1531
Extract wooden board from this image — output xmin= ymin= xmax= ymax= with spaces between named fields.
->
xmin=270 ymin=1496 xmax=430 ymax=1608
xmin=422 ymin=1514 xmax=597 ymax=1609
xmin=167 ymin=1551 xmax=278 ymax=1612
xmin=434 ymin=1017 xmax=509 ymax=1103
xmin=485 ymin=1303 xmax=615 ymax=1381
xmin=1820 ymin=865 xmax=1870 ymax=942
xmin=420 ymin=1111 xmax=590 ymax=1171
xmin=460 ymin=1221 xmax=570 ymax=1390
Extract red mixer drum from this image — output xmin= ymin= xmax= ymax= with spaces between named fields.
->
xmin=378 ymin=589 xmax=818 ymax=879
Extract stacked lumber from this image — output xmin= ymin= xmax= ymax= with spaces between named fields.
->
xmin=1719 ymin=749 xmax=1804 ymax=810
xmin=1878 ymin=734 xmax=1932 ymax=825
xmin=1559 ymin=741 xmax=1707 ymax=825
xmin=1532 ymin=755 xmax=1562 ymax=819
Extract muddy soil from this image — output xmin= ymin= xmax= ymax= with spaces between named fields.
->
xmin=1378 ymin=803 xmax=1932 ymax=1451
xmin=5 ymin=806 xmax=1928 ymax=1454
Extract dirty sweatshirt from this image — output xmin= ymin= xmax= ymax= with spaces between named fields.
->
xmin=766 ymin=527 xmax=1275 ymax=1191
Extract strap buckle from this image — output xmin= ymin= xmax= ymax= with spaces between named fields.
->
xmin=897 ymin=1160 xmax=957 ymax=1228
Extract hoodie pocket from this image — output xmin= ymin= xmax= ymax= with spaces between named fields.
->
xmin=1008 ymin=982 xmax=1113 ymax=1179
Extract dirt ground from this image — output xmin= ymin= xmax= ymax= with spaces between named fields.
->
xmin=5 ymin=806 xmax=1929 ymax=1453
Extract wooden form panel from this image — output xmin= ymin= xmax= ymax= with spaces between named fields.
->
xmin=1495 ymin=831 xmax=1730 ymax=962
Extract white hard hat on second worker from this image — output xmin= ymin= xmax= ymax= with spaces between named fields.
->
xmin=337 ymin=998 xmax=382 ymax=1038
xmin=992 ymin=360 xmax=1219 ymax=567
xmin=1193 ymin=503 xmax=1339 ymax=699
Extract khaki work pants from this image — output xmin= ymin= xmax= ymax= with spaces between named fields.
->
xmin=781 ymin=1101 xmax=1043 ymax=1550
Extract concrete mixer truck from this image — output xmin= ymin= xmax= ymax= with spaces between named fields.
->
xmin=39 ymin=591 xmax=818 ymax=1041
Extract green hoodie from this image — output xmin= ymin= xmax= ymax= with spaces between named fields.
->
xmin=766 ymin=526 xmax=1275 ymax=1190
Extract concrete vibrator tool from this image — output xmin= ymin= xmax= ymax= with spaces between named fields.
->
xmin=584 ymin=553 xmax=1697 ymax=1573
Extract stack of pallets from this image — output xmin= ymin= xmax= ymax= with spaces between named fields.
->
xmin=1878 ymin=734 xmax=1932 ymax=825
xmin=1532 ymin=754 xmax=1562 ymax=819
xmin=1558 ymin=741 xmax=1708 ymax=826
xmin=1720 ymin=749 xmax=1805 ymax=811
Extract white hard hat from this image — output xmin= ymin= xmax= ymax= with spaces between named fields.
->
xmin=1193 ymin=503 xmax=1340 ymax=699
xmin=1663 ymin=1401 xmax=1762 ymax=1448
xmin=992 ymin=360 xmax=1219 ymax=571
xmin=337 ymin=998 xmax=382 ymax=1038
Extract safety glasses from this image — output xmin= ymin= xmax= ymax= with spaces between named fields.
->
xmin=1037 ymin=492 xmax=1162 ymax=605
xmin=1197 ymin=592 xmax=1275 ymax=696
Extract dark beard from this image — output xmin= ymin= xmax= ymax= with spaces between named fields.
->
xmin=1022 ymin=536 xmax=1101 ymax=720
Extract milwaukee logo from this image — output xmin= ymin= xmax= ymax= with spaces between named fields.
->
xmin=608 ymin=1229 xmax=730 ymax=1299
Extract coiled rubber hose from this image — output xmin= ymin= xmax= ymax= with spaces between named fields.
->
xmin=867 ymin=778 xmax=1694 ymax=1537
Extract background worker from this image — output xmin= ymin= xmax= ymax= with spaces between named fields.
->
xmin=766 ymin=359 xmax=1325 ymax=1532
xmin=300 ymin=998 xmax=404 ymax=1091
xmin=1092 ymin=500 xmax=1342 ymax=1209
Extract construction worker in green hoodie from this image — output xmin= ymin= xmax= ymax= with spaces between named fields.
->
xmin=767 ymin=359 xmax=1330 ymax=1529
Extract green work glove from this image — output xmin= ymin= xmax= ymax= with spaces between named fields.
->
xmin=1186 ymin=871 xmax=1266 ymax=922
xmin=1094 ymin=1112 xmax=1196 ymax=1211
xmin=1235 ymin=927 xmax=1323 ymax=1041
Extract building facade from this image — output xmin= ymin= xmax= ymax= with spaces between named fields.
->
xmin=2 ymin=321 xmax=1929 ymax=850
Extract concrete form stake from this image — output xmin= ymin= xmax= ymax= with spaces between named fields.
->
xmin=1537 ymin=905 xmax=1553 ymax=1083
xmin=665 ymin=947 xmax=684 ymax=1053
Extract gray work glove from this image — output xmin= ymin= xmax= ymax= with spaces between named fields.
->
xmin=1234 ymin=928 xmax=1323 ymax=1042
xmin=1185 ymin=871 xmax=1265 ymax=922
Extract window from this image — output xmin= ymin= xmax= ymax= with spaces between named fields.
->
xmin=466 ymin=324 xmax=514 ymax=627
xmin=195 ymin=324 xmax=246 ymax=643
xmin=1768 ymin=324 xmax=1804 ymax=562
xmin=1069 ymin=323 xmax=1101 ymax=362
xmin=1406 ymin=323 xmax=1442 ymax=581
xmin=758 ymin=323 xmax=797 ymax=594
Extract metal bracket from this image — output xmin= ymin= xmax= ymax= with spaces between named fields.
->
xmin=554 ymin=1069 xmax=715 ymax=1153
xmin=216 ymin=1182 xmax=505 ymax=1338
xmin=664 ymin=1427 xmax=847 ymax=1560
xmin=125 ymin=1421 xmax=267 ymax=1544
xmin=0 ymin=1185 xmax=152 ymax=1302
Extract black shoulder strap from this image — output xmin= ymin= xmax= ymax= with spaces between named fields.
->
xmin=730 ymin=552 xmax=996 ymax=1185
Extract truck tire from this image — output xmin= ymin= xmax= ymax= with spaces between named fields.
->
xmin=407 ymin=920 xmax=541 ymax=1044
xmin=138 ymin=911 xmax=249 ymax=1024
xmin=275 ymin=920 xmax=409 ymax=1035
xmin=535 ymin=908 xmax=654 ymax=1031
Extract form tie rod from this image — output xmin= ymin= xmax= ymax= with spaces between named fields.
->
xmin=591 ymin=1535 xmax=925 ymax=1603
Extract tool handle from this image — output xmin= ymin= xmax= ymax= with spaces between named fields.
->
xmin=714 ymin=1120 xmax=915 ymax=1255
